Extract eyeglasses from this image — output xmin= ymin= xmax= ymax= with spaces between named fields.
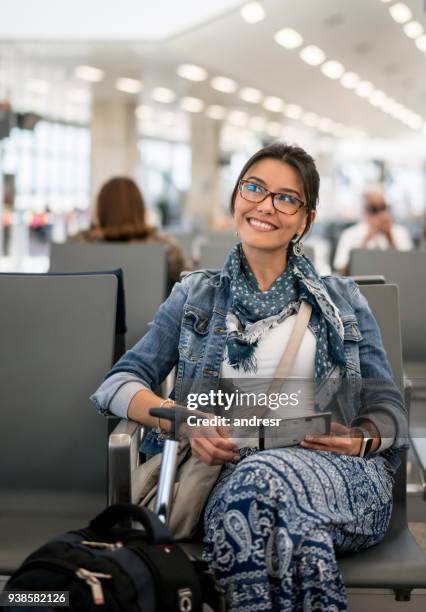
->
xmin=365 ymin=204 xmax=387 ymax=215
xmin=238 ymin=179 xmax=305 ymax=215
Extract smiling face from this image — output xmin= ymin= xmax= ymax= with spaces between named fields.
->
xmin=233 ymin=157 xmax=310 ymax=255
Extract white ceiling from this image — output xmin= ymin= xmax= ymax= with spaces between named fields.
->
xmin=0 ymin=0 xmax=244 ymax=40
xmin=0 ymin=0 xmax=426 ymax=140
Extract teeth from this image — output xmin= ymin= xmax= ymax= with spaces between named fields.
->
xmin=248 ymin=218 xmax=276 ymax=230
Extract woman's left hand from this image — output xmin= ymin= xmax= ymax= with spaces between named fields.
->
xmin=300 ymin=421 xmax=363 ymax=456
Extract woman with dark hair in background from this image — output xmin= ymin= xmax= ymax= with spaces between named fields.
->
xmin=92 ymin=144 xmax=407 ymax=611
xmin=73 ymin=176 xmax=186 ymax=290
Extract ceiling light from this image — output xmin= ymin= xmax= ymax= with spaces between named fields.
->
xmin=369 ymin=90 xmax=387 ymax=106
xmin=403 ymin=21 xmax=424 ymax=39
xmin=26 ymin=79 xmax=50 ymax=94
xmin=266 ymin=121 xmax=283 ymax=137
xmin=381 ymin=97 xmax=396 ymax=113
xmin=263 ymin=96 xmax=284 ymax=112
xmin=321 ymin=60 xmax=345 ymax=79
xmin=318 ymin=117 xmax=334 ymax=133
xmin=355 ymin=80 xmax=374 ymax=98
xmin=299 ymin=45 xmax=326 ymax=66
xmin=115 ymin=78 xmax=142 ymax=94
xmin=210 ymin=76 xmax=238 ymax=93
xmin=135 ymin=105 xmax=153 ymax=120
xmin=340 ymin=72 xmax=360 ymax=89
xmin=177 ymin=64 xmax=208 ymax=81
xmin=389 ymin=3 xmax=412 ymax=24
xmin=380 ymin=0 xmax=392 ymax=3
xmin=274 ymin=28 xmax=303 ymax=49
xmin=415 ymin=35 xmax=426 ymax=52
xmin=227 ymin=110 xmax=248 ymax=126
xmin=405 ymin=114 xmax=423 ymax=129
xmin=151 ymin=87 xmax=176 ymax=103
xmin=240 ymin=2 xmax=265 ymax=24
xmin=249 ymin=116 xmax=266 ymax=131
xmin=302 ymin=112 xmax=319 ymax=127
xmin=206 ymin=104 xmax=226 ymax=120
xmin=74 ymin=65 xmax=104 ymax=82
xmin=180 ymin=96 xmax=204 ymax=113
xmin=68 ymin=89 xmax=91 ymax=104
xmin=284 ymin=104 xmax=303 ymax=119
xmin=239 ymin=87 xmax=263 ymax=103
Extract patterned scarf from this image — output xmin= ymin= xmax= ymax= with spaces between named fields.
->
xmin=225 ymin=243 xmax=346 ymax=382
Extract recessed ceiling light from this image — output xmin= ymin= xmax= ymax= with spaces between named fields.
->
xmin=206 ymin=104 xmax=226 ymax=120
xmin=177 ymin=64 xmax=208 ymax=81
xmin=227 ymin=110 xmax=248 ymax=126
xmin=299 ymin=45 xmax=326 ymax=66
xmin=369 ymin=90 xmax=387 ymax=106
xmin=151 ymin=87 xmax=176 ymax=103
xmin=403 ymin=21 xmax=424 ymax=39
xmin=302 ymin=112 xmax=319 ymax=127
xmin=284 ymin=104 xmax=303 ymax=119
xmin=381 ymin=97 xmax=397 ymax=113
xmin=321 ymin=60 xmax=345 ymax=79
xmin=415 ymin=35 xmax=426 ymax=52
xmin=210 ymin=76 xmax=238 ymax=93
xmin=380 ymin=0 xmax=392 ymax=3
xmin=239 ymin=87 xmax=263 ymax=103
xmin=249 ymin=116 xmax=266 ymax=131
xmin=27 ymin=79 xmax=50 ymax=94
xmin=263 ymin=96 xmax=285 ymax=112
xmin=74 ymin=65 xmax=104 ymax=82
xmin=340 ymin=72 xmax=360 ymax=89
xmin=274 ymin=28 xmax=303 ymax=49
xmin=135 ymin=105 xmax=153 ymax=120
xmin=180 ymin=96 xmax=204 ymax=113
xmin=68 ymin=89 xmax=91 ymax=104
xmin=389 ymin=3 xmax=412 ymax=25
xmin=115 ymin=78 xmax=142 ymax=94
xmin=240 ymin=2 xmax=265 ymax=24
xmin=355 ymin=80 xmax=374 ymax=98
xmin=266 ymin=121 xmax=283 ymax=137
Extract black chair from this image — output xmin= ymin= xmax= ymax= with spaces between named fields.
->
xmin=0 ymin=273 xmax=119 ymax=574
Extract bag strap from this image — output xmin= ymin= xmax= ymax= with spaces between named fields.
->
xmin=267 ymin=301 xmax=312 ymax=394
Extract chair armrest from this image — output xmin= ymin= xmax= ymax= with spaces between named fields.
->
xmin=108 ymin=419 xmax=145 ymax=505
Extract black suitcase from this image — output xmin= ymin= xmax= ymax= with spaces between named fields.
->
xmin=4 ymin=408 xmax=225 ymax=611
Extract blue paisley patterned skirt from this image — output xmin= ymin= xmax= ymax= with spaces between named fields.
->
xmin=202 ymin=447 xmax=393 ymax=612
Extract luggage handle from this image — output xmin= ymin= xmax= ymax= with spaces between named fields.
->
xmin=89 ymin=504 xmax=173 ymax=545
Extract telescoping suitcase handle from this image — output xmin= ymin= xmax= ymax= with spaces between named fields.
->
xmin=89 ymin=504 xmax=173 ymax=545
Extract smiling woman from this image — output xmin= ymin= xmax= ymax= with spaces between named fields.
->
xmin=91 ymin=142 xmax=407 ymax=612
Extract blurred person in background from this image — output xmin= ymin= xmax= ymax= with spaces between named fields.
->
xmin=72 ymin=176 xmax=187 ymax=291
xmin=334 ymin=189 xmax=413 ymax=275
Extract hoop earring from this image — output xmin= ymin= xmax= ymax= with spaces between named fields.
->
xmin=293 ymin=240 xmax=304 ymax=257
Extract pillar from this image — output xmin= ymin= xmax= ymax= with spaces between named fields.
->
xmin=184 ymin=114 xmax=222 ymax=230
xmin=90 ymin=96 xmax=139 ymax=203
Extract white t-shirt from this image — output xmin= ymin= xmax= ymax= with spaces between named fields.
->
xmin=333 ymin=221 xmax=413 ymax=271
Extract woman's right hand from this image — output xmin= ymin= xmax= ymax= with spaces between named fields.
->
xmin=182 ymin=416 xmax=240 ymax=465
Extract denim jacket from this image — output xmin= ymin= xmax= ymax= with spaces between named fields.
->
xmin=91 ymin=266 xmax=408 ymax=472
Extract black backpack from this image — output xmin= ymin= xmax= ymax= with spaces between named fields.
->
xmin=4 ymin=504 xmax=224 ymax=611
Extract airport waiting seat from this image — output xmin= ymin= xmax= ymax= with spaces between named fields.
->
xmin=0 ymin=273 xmax=118 ymax=574
xmin=108 ymin=281 xmax=426 ymax=606
xmin=199 ymin=241 xmax=315 ymax=269
xmin=49 ymin=242 xmax=168 ymax=348
xmin=349 ymin=249 xmax=426 ymax=497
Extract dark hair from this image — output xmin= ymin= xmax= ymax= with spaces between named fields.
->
xmin=229 ymin=142 xmax=319 ymax=241
xmin=96 ymin=176 xmax=147 ymax=229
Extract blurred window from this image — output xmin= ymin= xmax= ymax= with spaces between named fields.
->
xmin=1 ymin=120 xmax=90 ymax=212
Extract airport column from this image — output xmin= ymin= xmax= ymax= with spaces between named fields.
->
xmin=90 ymin=96 xmax=139 ymax=199
xmin=185 ymin=113 xmax=222 ymax=230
